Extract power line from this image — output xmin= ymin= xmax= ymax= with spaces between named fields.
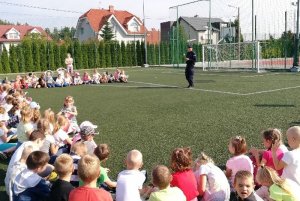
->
xmin=0 ymin=1 xmax=82 ymax=14
xmin=0 ymin=11 xmax=78 ymax=19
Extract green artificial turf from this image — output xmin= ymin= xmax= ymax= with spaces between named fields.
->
xmin=1 ymin=67 xmax=300 ymax=200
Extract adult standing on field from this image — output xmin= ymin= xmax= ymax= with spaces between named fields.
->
xmin=65 ymin=53 xmax=74 ymax=75
xmin=185 ymin=45 xmax=196 ymax=88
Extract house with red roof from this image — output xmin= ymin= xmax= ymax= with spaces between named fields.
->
xmin=75 ymin=5 xmax=151 ymax=44
xmin=0 ymin=25 xmax=50 ymax=53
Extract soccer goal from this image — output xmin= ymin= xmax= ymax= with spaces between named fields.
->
xmin=202 ymin=41 xmax=261 ymax=72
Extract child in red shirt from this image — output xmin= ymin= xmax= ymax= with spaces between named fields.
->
xmin=170 ymin=147 xmax=199 ymax=201
xmin=69 ymin=154 xmax=112 ymax=201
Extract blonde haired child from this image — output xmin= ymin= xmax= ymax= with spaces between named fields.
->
xmin=92 ymin=69 xmax=100 ymax=84
xmin=194 ymin=152 xmax=230 ymax=201
xmin=116 ymin=150 xmax=149 ymax=201
xmin=272 ymin=126 xmax=300 ymax=186
xmin=256 ymin=166 xmax=300 ymax=201
xmin=49 ymin=154 xmax=74 ymax=201
xmin=58 ymin=96 xmax=79 ymax=134
xmin=44 ymin=108 xmax=55 ymax=133
xmin=69 ymin=154 xmax=113 ymax=201
xmin=38 ymin=118 xmax=58 ymax=156
xmin=149 ymin=165 xmax=186 ymax=201
xmin=233 ymin=170 xmax=263 ymax=201
xmin=225 ymin=136 xmax=253 ymax=189
xmin=16 ymin=105 xmax=34 ymax=143
xmin=70 ymin=142 xmax=87 ymax=187
xmin=53 ymin=115 xmax=72 ymax=155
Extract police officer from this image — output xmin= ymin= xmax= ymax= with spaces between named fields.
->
xmin=185 ymin=44 xmax=196 ymax=88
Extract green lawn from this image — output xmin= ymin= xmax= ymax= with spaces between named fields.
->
xmin=1 ymin=67 xmax=300 ymax=200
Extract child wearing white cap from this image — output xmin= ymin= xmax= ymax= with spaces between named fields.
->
xmin=72 ymin=121 xmax=98 ymax=154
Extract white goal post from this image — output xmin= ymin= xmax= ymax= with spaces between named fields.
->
xmin=202 ymin=41 xmax=261 ymax=72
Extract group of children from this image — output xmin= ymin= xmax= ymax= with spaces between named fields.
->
xmin=3 ymin=68 xmax=128 ymax=89
xmin=0 ymin=81 xmax=300 ymax=201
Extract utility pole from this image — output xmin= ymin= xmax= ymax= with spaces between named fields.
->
xmin=143 ymin=0 xmax=148 ymax=66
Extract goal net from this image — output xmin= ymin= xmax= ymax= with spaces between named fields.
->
xmin=202 ymin=41 xmax=293 ymax=72
xmin=202 ymin=41 xmax=261 ymax=72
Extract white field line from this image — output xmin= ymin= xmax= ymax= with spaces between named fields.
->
xmin=240 ymin=73 xmax=284 ymax=78
xmin=128 ymin=81 xmax=179 ymax=88
xmin=87 ymin=81 xmax=300 ymax=96
xmin=129 ymin=81 xmax=243 ymax=95
xmin=242 ymin=85 xmax=300 ymax=95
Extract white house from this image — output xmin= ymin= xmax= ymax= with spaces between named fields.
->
xmin=0 ymin=25 xmax=50 ymax=53
xmin=74 ymin=5 xmax=147 ymax=43
xmin=179 ymin=17 xmax=227 ymax=44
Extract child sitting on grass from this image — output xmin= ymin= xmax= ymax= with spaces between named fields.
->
xmin=272 ymin=126 xmax=300 ymax=187
xmin=93 ymin=144 xmax=117 ymax=189
xmin=249 ymin=128 xmax=288 ymax=175
xmin=170 ymin=147 xmax=199 ymax=201
xmin=116 ymin=149 xmax=149 ymax=201
xmin=149 ymin=165 xmax=186 ymax=201
xmin=232 ymin=170 xmax=263 ymax=201
xmin=69 ymin=154 xmax=113 ymax=201
xmin=194 ymin=152 xmax=230 ymax=201
xmin=5 ymin=145 xmax=33 ymax=201
xmin=256 ymin=166 xmax=300 ymax=201
xmin=70 ymin=142 xmax=87 ymax=187
xmin=13 ymin=151 xmax=51 ymax=201
xmin=58 ymin=96 xmax=80 ymax=134
xmin=49 ymin=154 xmax=74 ymax=201
xmin=225 ymin=136 xmax=253 ymax=190
xmin=53 ymin=115 xmax=72 ymax=155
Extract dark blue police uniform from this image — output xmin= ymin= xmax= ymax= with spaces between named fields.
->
xmin=185 ymin=49 xmax=196 ymax=88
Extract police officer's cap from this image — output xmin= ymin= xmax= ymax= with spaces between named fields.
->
xmin=187 ymin=44 xmax=192 ymax=48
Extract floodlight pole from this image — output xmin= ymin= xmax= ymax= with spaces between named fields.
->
xmin=293 ymin=0 xmax=300 ymax=67
xmin=169 ymin=0 xmax=210 ymax=68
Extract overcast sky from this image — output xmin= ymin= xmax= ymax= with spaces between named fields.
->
xmin=0 ymin=0 xmax=295 ymax=38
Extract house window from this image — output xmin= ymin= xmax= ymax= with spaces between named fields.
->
xmin=8 ymin=33 xmax=19 ymax=39
xmin=130 ymin=22 xmax=139 ymax=32
xmin=80 ymin=28 xmax=84 ymax=35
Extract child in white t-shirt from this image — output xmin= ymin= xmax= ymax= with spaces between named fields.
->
xmin=194 ymin=152 xmax=230 ymax=201
xmin=272 ymin=126 xmax=300 ymax=187
xmin=53 ymin=115 xmax=72 ymax=155
xmin=116 ymin=150 xmax=148 ymax=201
xmin=5 ymin=145 xmax=33 ymax=201
xmin=92 ymin=69 xmax=101 ymax=84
